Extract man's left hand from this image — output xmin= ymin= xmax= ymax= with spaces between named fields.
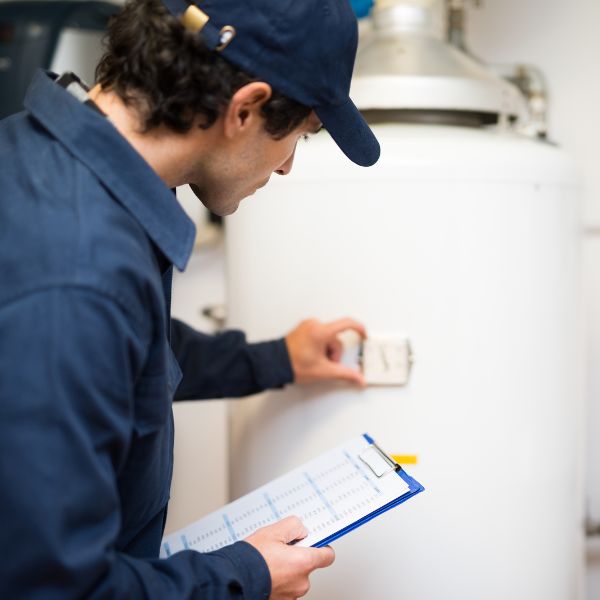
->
xmin=285 ymin=318 xmax=366 ymax=386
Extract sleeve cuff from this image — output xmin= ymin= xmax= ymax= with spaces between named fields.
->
xmin=247 ymin=338 xmax=294 ymax=390
xmin=218 ymin=541 xmax=271 ymax=599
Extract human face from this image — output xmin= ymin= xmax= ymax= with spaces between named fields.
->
xmin=190 ymin=111 xmax=323 ymax=217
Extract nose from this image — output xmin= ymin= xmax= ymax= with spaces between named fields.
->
xmin=274 ymin=145 xmax=297 ymax=176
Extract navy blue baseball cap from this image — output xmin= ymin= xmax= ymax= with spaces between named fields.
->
xmin=162 ymin=0 xmax=380 ymax=167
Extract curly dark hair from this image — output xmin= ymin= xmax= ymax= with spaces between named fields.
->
xmin=95 ymin=0 xmax=311 ymax=138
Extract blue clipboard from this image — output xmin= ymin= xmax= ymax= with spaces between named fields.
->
xmin=311 ymin=433 xmax=425 ymax=548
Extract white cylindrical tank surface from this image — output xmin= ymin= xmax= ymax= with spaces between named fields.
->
xmin=226 ymin=124 xmax=582 ymax=600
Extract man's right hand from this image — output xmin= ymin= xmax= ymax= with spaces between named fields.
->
xmin=245 ymin=516 xmax=335 ymax=599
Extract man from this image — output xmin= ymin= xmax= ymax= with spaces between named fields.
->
xmin=0 ymin=0 xmax=380 ymax=598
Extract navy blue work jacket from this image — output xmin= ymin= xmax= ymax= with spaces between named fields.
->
xmin=0 ymin=71 xmax=294 ymax=598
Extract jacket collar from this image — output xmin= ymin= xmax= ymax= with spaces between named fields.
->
xmin=23 ymin=70 xmax=196 ymax=272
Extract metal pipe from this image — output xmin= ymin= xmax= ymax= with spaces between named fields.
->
xmin=488 ymin=63 xmax=549 ymax=139
xmin=442 ymin=1 xmax=549 ymax=138
xmin=373 ymin=0 xmax=446 ymax=39
xmin=446 ymin=0 xmax=467 ymax=51
xmin=445 ymin=0 xmax=482 ymax=51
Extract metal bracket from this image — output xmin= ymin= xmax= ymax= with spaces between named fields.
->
xmin=181 ymin=5 xmax=209 ymax=33
xmin=359 ymin=442 xmax=400 ymax=478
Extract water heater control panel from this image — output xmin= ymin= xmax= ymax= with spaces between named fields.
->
xmin=360 ymin=335 xmax=413 ymax=386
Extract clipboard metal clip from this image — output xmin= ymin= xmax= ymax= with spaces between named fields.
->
xmin=359 ymin=442 xmax=401 ymax=478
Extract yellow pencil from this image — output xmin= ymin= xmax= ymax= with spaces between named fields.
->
xmin=391 ymin=455 xmax=418 ymax=465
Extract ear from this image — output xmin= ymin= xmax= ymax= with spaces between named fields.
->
xmin=222 ymin=82 xmax=272 ymax=138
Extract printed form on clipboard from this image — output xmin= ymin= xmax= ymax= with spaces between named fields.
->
xmin=161 ymin=434 xmax=424 ymax=557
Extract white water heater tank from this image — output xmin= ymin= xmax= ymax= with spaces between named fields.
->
xmin=226 ymin=2 xmax=583 ymax=598
xmin=226 ymin=123 xmax=582 ymax=599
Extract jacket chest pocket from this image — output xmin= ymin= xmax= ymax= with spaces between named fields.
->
xmin=133 ymin=345 xmax=182 ymax=436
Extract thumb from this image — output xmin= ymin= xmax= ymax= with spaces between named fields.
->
xmin=323 ymin=361 xmax=365 ymax=386
xmin=274 ymin=516 xmax=309 ymax=544
xmin=308 ymin=546 xmax=336 ymax=570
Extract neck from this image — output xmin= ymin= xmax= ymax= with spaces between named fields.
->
xmin=88 ymin=85 xmax=195 ymax=188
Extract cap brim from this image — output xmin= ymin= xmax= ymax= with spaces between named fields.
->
xmin=315 ymin=98 xmax=380 ymax=167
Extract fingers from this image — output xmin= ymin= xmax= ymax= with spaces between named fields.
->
xmin=246 ymin=519 xmax=335 ymax=599
xmin=286 ymin=316 xmax=367 ymax=386
xmin=324 ymin=318 xmax=367 ymax=339
xmin=326 ymin=338 xmax=343 ymax=362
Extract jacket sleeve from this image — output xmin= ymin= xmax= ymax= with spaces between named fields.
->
xmin=0 ymin=287 xmax=271 ymax=599
xmin=170 ymin=318 xmax=295 ymax=401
